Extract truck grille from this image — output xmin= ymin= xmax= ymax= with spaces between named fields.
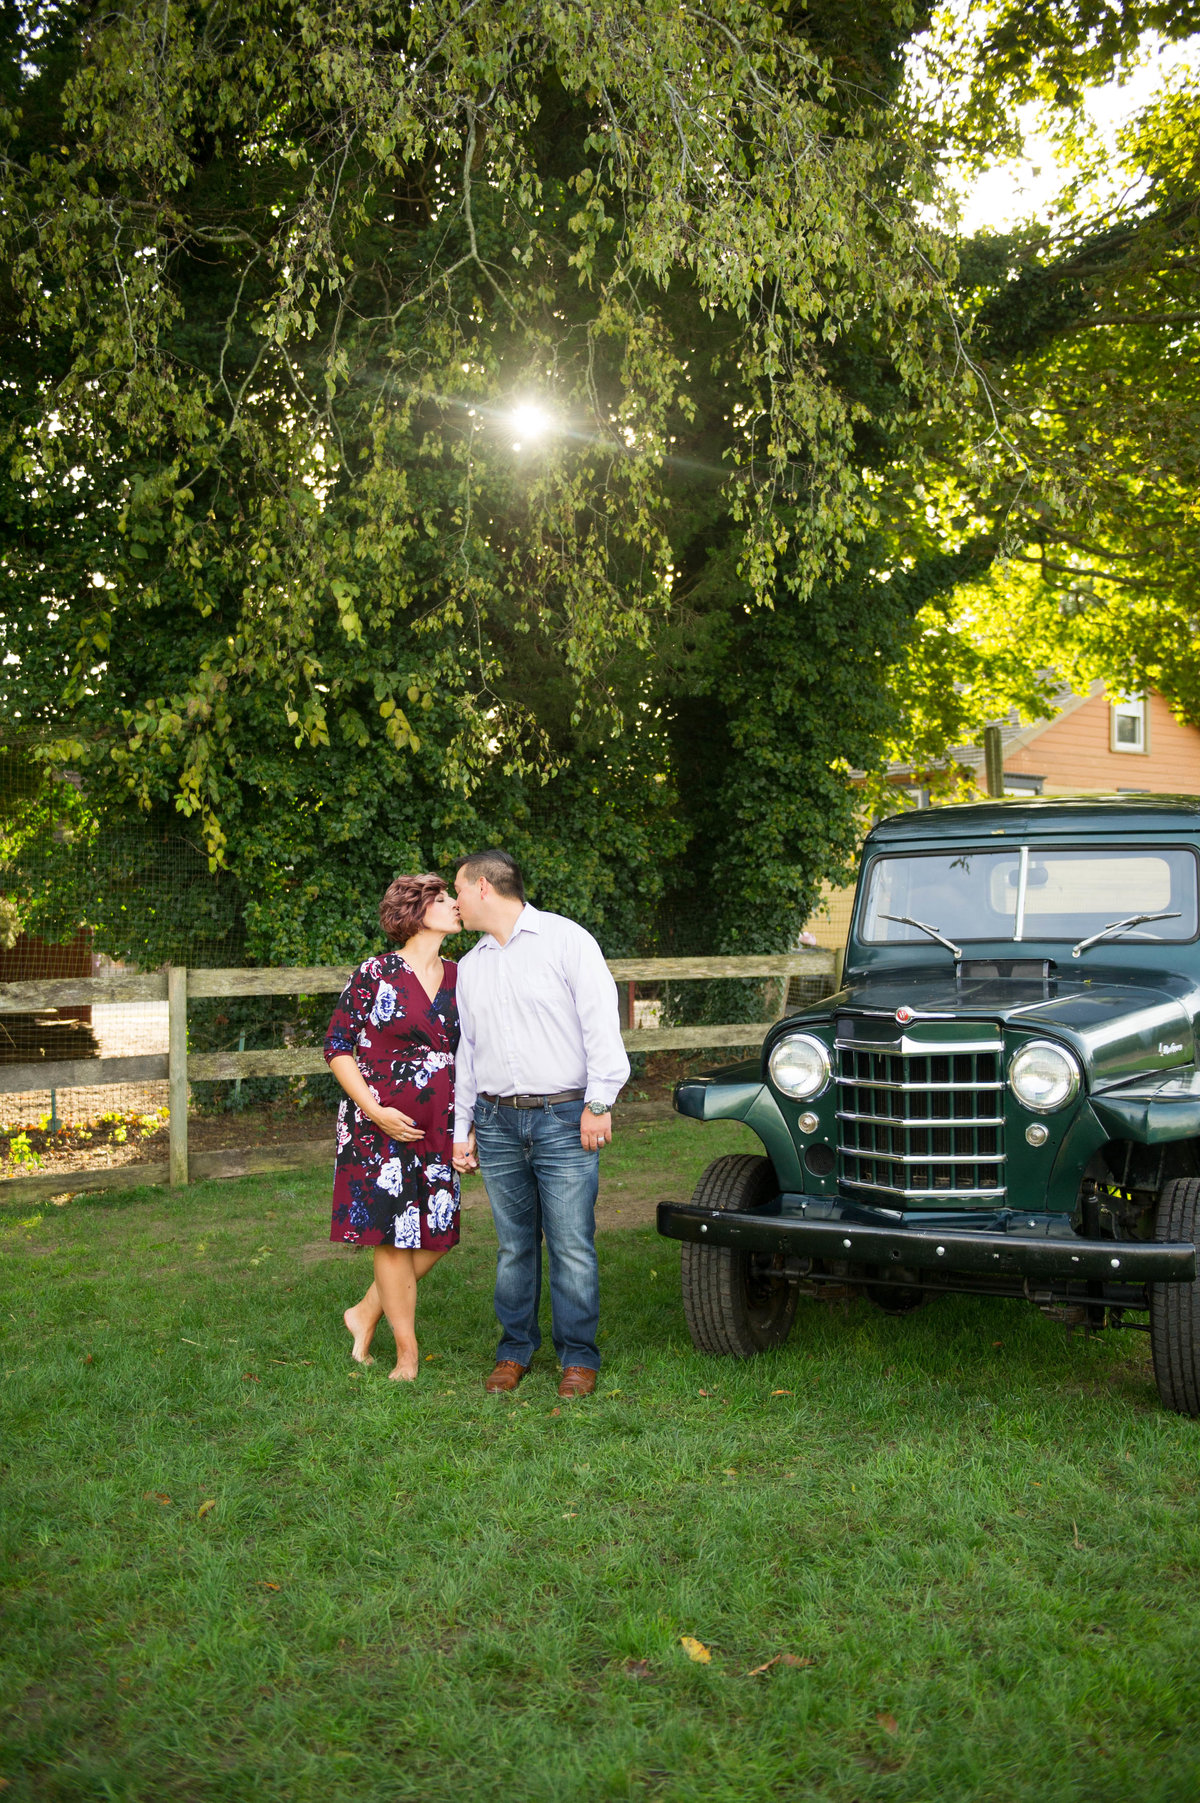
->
xmin=836 ymin=1038 xmax=1006 ymax=1203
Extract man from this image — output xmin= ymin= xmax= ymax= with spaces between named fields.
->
xmin=450 ymin=850 xmax=630 ymax=1397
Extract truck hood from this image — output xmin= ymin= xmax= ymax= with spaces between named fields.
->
xmin=824 ymin=974 xmax=1194 ymax=1090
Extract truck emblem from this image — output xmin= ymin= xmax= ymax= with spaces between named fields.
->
xmin=1160 ymin=1042 xmax=1184 ymax=1056
xmin=895 ymin=1006 xmax=914 ymax=1024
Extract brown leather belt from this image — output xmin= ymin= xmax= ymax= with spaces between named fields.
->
xmin=480 ymin=1089 xmax=586 ymax=1109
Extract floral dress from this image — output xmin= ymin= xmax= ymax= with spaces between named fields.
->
xmin=324 ymin=953 xmax=460 ymax=1250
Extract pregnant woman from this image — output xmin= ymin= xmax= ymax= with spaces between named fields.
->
xmin=324 ymin=873 xmax=462 ymax=1380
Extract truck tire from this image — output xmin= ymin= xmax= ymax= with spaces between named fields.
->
xmin=680 ymin=1154 xmax=798 ymax=1358
xmin=1151 ymin=1177 xmax=1200 ymax=1416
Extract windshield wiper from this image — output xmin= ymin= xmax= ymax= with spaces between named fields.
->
xmin=880 ymin=914 xmax=963 ymax=960
xmin=1071 ymin=911 xmax=1182 ymax=959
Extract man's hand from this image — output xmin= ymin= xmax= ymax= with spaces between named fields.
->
xmin=369 ymin=1105 xmax=422 ymax=1143
xmin=581 ymin=1109 xmax=612 ymax=1152
xmin=452 ymin=1130 xmax=478 ymax=1173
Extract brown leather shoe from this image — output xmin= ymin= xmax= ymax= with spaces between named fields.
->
xmin=557 ymin=1366 xmax=597 ymax=1398
xmin=484 ymin=1360 xmax=529 ymax=1393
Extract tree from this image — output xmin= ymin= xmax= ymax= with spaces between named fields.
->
xmin=1 ymin=0 xmax=993 ymax=959
xmin=884 ymin=14 xmax=1200 ymax=754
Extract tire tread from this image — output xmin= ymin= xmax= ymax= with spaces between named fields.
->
xmin=1150 ymin=1176 xmax=1200 ymax=1416
xmin=679 ymin=1154 xmax=796 ymax=1359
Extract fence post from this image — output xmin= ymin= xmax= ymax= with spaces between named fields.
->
xmin=168 ymin=964 xmax=189 ymax=1187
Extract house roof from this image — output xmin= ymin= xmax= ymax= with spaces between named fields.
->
xmin=879 ymin=680 xmax=1103 ymax=782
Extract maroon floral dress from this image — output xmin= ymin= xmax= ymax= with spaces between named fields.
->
xmin=324 ymin=953 xmax=460 ymax=1250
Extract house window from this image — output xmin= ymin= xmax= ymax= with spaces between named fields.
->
xmin=1003 ymin=773 xmax=1044 ymax=795
xmin=1111 ymin=694 xmax=1147 ymax=753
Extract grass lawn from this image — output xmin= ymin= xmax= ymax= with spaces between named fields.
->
xmin=3 ymin=1117 xmax=1200 ymax=1802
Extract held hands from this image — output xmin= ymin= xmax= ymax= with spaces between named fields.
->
xmin=581 ymin=1109 xmax=612 ymax=1152
xmin=451 ymin=1129 xmax=478 ymax=1173
xmin=368 ymin=1104 xmax=423 ymax=1144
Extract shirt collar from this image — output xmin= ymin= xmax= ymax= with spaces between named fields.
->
xmin=478 ymin=902 xmax=542 ymax=951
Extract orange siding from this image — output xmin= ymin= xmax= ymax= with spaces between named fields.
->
xmin=1004 ymin=689 xmax=1200 ymax=795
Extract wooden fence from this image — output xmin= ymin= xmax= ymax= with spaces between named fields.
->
xmin=0 ymin=950 xmax=836 ymax=1204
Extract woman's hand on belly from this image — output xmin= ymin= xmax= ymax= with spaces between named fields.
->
xmin=366 ymin=1104 xmax=423 ymax=1143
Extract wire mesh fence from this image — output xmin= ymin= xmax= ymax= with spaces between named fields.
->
xmin=1 ymin=738 xmax=845 ymax=1191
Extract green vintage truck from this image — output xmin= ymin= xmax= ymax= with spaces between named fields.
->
xmin=656 ymin=796 xmax=1200 ymax=1414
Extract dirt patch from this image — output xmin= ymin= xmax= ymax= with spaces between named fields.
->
xmin=2 ymin=1051 xmax=728 ymax=1194
xmin=1 ymin=1102 xmax=339 ymax=1182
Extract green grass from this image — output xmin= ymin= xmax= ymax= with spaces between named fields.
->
xmin=3 ymin=1118 xmax=1200 ymax=1802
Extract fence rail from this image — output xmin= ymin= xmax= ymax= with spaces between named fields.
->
xmin=0 ymin=948 xmax=835 ymax=1202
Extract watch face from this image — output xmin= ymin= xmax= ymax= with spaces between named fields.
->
xmin=587 ymin=1102 xmax=606 ymax=1115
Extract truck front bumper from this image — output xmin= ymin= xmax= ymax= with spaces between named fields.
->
xmin=655 ymin=1201 xmax=1196 ymax=1284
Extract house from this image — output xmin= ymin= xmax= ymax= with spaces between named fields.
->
xmin=948 ymin=683 xmax=1200 ymax=799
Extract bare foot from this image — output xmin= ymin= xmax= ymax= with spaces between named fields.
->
xmin=343 ymin=1302 xmax=377 ymax=1365
xmin=389 ymin=1344 xmax=419 ymax=1383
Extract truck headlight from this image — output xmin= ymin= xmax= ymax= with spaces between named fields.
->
xmin=768 ymin=1033 xmax=831 ymax=1100
xmin=1009 ymin=1040 xmax=1081 ymax=1113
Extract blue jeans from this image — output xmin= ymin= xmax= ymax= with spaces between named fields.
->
xmin=473 ymin=1097 xmax=600 ymax=1371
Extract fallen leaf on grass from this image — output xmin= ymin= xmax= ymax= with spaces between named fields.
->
xmin=698 ymin=1389 xmax=712 ymax=1396
xmin=770 ymin=1388 xmax=792 ymax=1395
xmin=624 ymin=1660 xmax=652 ymax=1679
xmin=876 ymin=1711 xmax=899 ymax=1736
xmin=723 ymin=1468 xmax=738 ymax=1476
xmin=144 ymin=1492 xmax=172 ymax=1506
xmin=242 ymin=1373 xmax=260 ymax=1383
xmin=197 ymin=1499 xmax=217 ymax=1520
xmin=256 ymin=1581 xmax=280 ymax=1591
xmin=680 ymin=1636 xmax=712 ymax=1664
xmin=562 ymin=1511 xmax=578 ymax=1519
xmin=549 ymin=1408 xmax=561 ymax=1417
xmin=84 ymin=1354 xmax=93 ymax=1364
xmin=747 ymin=1654 xmax=814 ymax=1676
xmin=424 ymin=1353 xmax=441 ymax=1361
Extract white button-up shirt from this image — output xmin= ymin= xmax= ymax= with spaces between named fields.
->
xmin=453 ymin=904 xmax=631 ymax=1140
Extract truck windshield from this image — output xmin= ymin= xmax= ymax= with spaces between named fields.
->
xmin=860 ymin=847 xmax=1199 ymax=947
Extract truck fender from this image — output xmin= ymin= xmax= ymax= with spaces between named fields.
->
xmin=1091 ymin=1067 xmax=1200 ymax=1145
xmin=674 ymin=1077 xmax=805 ymax=1192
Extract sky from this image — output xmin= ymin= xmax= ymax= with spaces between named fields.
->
xmin=954 ymin=35 xmax=1200 ymax=235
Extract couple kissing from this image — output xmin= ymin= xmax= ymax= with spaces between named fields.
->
xmin=323 ymin=849 xmax=630 ymax=1393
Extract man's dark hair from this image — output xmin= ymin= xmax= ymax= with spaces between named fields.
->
xmin=454 ymin=848 xmax=526 ymax=903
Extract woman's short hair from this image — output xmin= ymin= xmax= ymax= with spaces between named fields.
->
xmin=379 ymin=873 xmax=447 ymax=943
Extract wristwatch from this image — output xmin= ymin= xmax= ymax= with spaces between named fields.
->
xmin=585 ymin=1099 xmax=612 ymax=1116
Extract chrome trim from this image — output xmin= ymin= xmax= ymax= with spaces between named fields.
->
xmin=837 ymin=1108 xmax=1005 ymax=1128
xmin=836 ymin=1076 xmax=1004 ymax=1093
xmin=839 ymin=1176 xmax=1007 ymax=1200
xmin=768 ymin=1032 xmax=832 ymax=1101
xmin=1007 ymin=1039 xmax=1082 ymax=1114
xmin=835 ymin=1037 xmax=1002 ymax=1055
xmin=841 ymin=1149 xmax=1007 ymax=1167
